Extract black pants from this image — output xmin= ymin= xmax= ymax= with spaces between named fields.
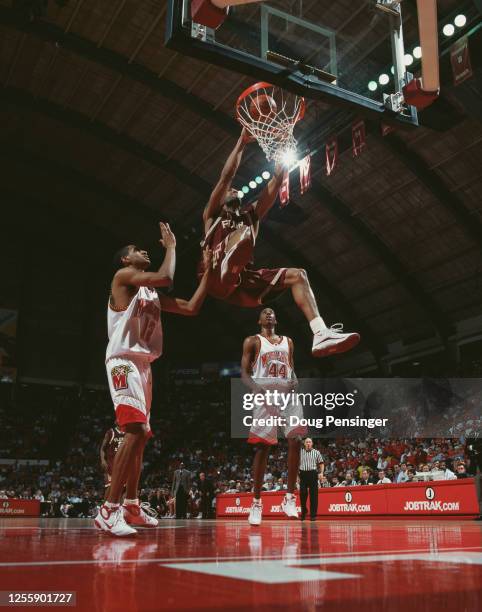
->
xmin=200 ymin=495 xmax=212 ymax=519
xmin=175 ymin=488 xmax=188 ymax=519
xmin=299 ymin=470 xmax=318 ymax=518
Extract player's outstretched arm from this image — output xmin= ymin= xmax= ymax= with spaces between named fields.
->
xmin=241 ymin=335 xmax=264 ymax=394
xmin=157 ymin=222 xmax=176 ymax=281
xmin=203 ymin=128 xmax=252 ymax=227
xmin=114 ymin=223 xmax=176 ymax=288
xmin=158 ymin=248 xmax=213 ymax=316
xmin=253 ymin=163 xmax=284 ymax=220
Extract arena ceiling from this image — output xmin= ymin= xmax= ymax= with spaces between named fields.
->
xmin=1 ymin=0 xmax=482 ymax=374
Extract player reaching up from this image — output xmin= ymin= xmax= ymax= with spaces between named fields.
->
xmin=241 ymin=307 xmax=305 ymax=526
xmin=199 ymin=128 xmax=360 ymax=358
xmin=95 ymin=222 xmax=212 ymax=537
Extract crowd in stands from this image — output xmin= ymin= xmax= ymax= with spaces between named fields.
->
xmin=0 ymin=379 xmax=478 ymax=518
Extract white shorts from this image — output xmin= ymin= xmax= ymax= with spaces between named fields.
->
xmin=106 ymin=356 xmax=152 ymax=432
xmin=248 ymin=399 xmax=306 ymax=446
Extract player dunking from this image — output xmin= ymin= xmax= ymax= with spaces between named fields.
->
xmin=200 ymin=128 xmax=360 ymax=357
xmin=95 ymin=222 xmax=212 ymax=537
xmin=241 ymin=307 xmax=304 ymax=526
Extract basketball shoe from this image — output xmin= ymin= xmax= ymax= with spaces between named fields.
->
xmin=312 ymin=323 xmax=360 ymax=357
xmin=281 ymin=494 xmax=299 ymax=519
xmin=123 ymin=501 xmax=159 ymax=527
xmin=248 ymin=499 xmax=263 ymax=526
xmin=94 ymin=504 xmax=137 ymax=537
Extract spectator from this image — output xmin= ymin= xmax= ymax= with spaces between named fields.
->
xmin=438 ymin=461 xmax=456 ymax=480
xmin=377 ymin=470 xmax=391 ymax=484
xmin=342 ymin=471 xmax=358 ymax=487
xmin=359 ymin=469 xmax=374 ymax=485
xmin=377 ymin=455 xmax=388 ymax=471
xmin=396 ymin=463 xmax=409 ymax=483
xmin=455 ymin=463 xmax=468 ymax=479
xmin=319 ymin=475 xmax=330 ymax=488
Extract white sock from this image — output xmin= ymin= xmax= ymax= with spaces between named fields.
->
xmin=104 ymin=501 xmax=119 ymax=510
xmin=124 ymin=498 xmax=139 ymax=506
xmin=310 ymin=316 xmax=327 ymax=335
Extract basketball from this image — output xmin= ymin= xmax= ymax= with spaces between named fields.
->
xmin=249 ymin=93 xmax=277 ymax=120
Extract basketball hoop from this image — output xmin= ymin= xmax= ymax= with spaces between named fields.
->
xmin=236 ymin=82 xmax=305 ymax=164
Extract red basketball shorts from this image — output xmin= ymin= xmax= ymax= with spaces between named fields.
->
xmin=205 ymin=266 xmax=288 ymax=307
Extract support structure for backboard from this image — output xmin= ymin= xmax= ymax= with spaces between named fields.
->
xmin=166 ymin=0 xmax=419 ymax=127
xmin=376 ymin=0 xmax=439 ymax=111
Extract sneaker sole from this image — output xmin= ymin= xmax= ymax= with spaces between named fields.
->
xmin=281 ymin=506 xmax=298 ymax=519
xmin=94 ymin=519 xmax=137 ymax=537
xmin=312 ymin=333 xmax=360 ymax=358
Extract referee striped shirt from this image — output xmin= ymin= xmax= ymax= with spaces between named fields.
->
xmin=299 ymin=448 xmax=324 ymax=471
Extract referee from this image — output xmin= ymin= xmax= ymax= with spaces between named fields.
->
xmin=299 ymin=438 xmax=324 ymax=521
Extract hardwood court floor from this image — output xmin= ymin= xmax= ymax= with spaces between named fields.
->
xmin=0 ymin=517 xmax=481 ymax=611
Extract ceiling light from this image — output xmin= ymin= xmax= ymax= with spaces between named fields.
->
xmin=443 ymin=24 xmax=455 ymax=37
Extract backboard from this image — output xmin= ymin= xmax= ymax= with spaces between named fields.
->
xmin=165 ymin=0 xmax=421 ymax=126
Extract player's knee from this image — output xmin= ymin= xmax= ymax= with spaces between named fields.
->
xmin=288 ymin=267 xmax=308 ymax=285
xmin=298 ymin=268 xmax=308 ymax=283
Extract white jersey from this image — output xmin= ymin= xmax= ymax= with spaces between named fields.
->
xmin=106 ymin=286 xmax=163 ymax=362
xmin=251 ymin=334 xmax=294 ymax=383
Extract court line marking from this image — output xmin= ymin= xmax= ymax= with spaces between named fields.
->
xmin=0 ymin=526 xmax=186 ymax=531
xmin=0 ymin=546 xmax=480 ymax=568
xmin=163 ymin=552 xmax=482 ymax=584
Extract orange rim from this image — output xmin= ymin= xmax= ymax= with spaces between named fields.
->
xmin=235 ymin=81 xmax=305 ymax=124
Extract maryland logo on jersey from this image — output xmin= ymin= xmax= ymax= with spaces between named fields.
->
xmin=110 ymin=364 xmax=133 ymax=391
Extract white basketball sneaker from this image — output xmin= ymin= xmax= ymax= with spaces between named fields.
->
xmin=248 ymin=499 xmax=263 ymax=526
xmin=281 ymin=494 xmax=299 ymax=519
xmin=94 ymin=505 xmax=137 ymax=537
xmin=312 ymin=323 xmax=360 ymax=357
xmin=123 ymin=502 xmax=159 ymax=528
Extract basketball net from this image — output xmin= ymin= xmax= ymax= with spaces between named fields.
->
xmin=236 ymin=83 xmax=305 ymax=164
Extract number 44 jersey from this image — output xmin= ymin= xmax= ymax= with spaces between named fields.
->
xmin=251 ymin=334 xmax=294 ymax=384
xmin=106 ymin=286 xmax=163 ymax=363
